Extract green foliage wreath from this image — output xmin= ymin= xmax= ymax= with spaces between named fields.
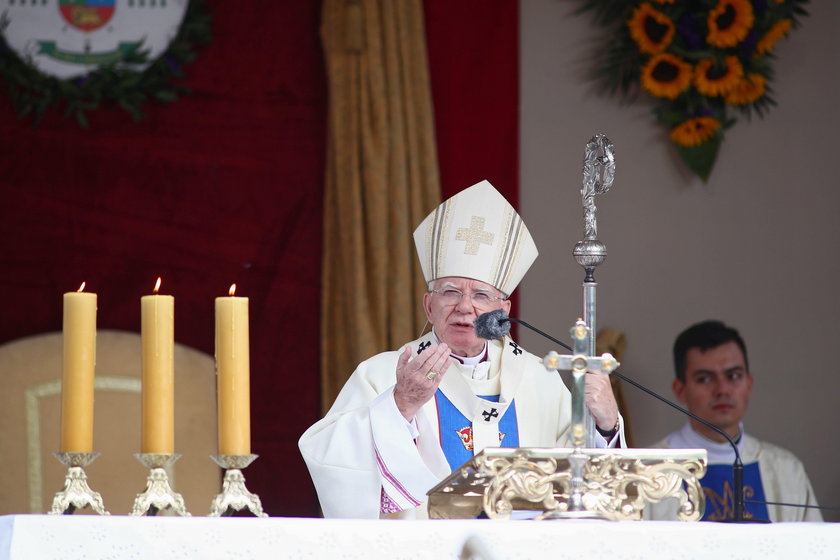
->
xmin=576 ymin=0 xmax=808 ymax=181
xmin=0 ymin=0 xmax=210 ymax=127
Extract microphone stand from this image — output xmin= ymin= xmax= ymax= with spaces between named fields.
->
xmin=607 ymin=371 xmax=748 ymax=523
xmin=505 ymin=315 xmax=758 ymax=523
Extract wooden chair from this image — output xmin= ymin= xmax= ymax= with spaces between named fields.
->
xmin=0 ymin=330 xmax=219 ymax=515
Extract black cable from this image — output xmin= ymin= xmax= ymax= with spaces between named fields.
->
xmin=746 ymin=500 xmax=840 ymax=512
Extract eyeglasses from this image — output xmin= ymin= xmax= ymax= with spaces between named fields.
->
xmin=429 ymin=288 xmax=506 ymax=307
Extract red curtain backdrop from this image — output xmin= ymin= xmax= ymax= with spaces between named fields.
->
xmin=425 ymin=0 xmax=521 ymax=318
xmin=0 ymin=0 xmax=518 ymax=516
xmin=425 ymin=1 xmax=519 ymax=204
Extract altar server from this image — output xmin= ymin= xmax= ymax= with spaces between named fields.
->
xmin=299 ymin=180 xmax=624 ymax=518
xmin=652 ymin=320 xmax=822 ymax=522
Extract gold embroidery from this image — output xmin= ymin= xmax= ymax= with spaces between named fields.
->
xmin=456 ymin=216 xmax=494 ymax=255
xmin=703 ymin=481 xmax=756 ymax=520
xmin=455 ymin=426 xmax=507 ymax=451
xmin=456 ymin=427 xmax=473 ymax=450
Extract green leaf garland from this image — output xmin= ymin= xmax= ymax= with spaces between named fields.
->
xmin=0 ymin=0 xmax=211 ymax=127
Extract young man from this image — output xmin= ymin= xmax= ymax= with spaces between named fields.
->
xmin=299 ymin=180 xmax=623 ymax=518
xmin=653 ymin=320 xmax=821 ymax=522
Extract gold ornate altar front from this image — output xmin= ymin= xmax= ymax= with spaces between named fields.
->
xmin=428 ymin=447 xmax=707 ymax=521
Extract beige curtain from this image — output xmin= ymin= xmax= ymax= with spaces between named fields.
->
xmin=320 ymin=0 xmax=441 ymax=413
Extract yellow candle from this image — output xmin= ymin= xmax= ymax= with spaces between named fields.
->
xmin=60 ymin=283 xmax=97 ymax=453
xmin=215 ymin=284 xmax=251 ymax=455
xmin=141 ymin=277 xmax=175 ymax=454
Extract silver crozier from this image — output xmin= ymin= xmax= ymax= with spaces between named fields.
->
xmin=573 ymin=134 xmax=615 ymax=448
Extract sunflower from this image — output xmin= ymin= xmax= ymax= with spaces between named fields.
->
xmin=706 ymin=0 xmax=754 ymax=48
xmin=627 ymin=3 xmax=675 ymax=54
xmin=670 ymin=116 xmax=721 ymax=147
xmin=641 ymin=53 xmax=692 ymax=99
xmin=755 ymin=19 xmax=792 ymax=55
xmin=694 ymin=56 xmax=743 ymax=96
xmin=724 ymin=73 xmax=767 ymax=105
xmin=574 ymin=0 xmax=807 ymax=181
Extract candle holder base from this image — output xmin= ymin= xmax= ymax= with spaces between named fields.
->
xmin=49 ymin=452 xmax=109 ymax=515
xmin=130 ymin=453 xmax=190 ymax=517
xmin=208 ymin=454 xmax=267 ymax=517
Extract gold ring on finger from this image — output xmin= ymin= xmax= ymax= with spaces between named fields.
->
xmin=426 ymin=371 xmax=438 ymax=381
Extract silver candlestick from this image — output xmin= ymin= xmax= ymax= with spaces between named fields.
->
xmin=208 ymin=454 xmax=267 ymax=517
xmin=49 ymin=452 xmax=109 ymax=515
xmin=130 ymin=453 xmax=190 ymax=516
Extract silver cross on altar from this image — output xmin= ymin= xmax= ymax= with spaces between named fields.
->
xmin=543 ymin=319 xmax=619 ymax=448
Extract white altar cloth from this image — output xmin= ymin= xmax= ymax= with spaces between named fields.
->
xmin=1 ymin=514 xmax=837 ymax=560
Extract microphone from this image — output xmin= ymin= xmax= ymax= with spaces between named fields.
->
xmin=473 ymin=309 xmax=511 ymax=339
xmin=474 ymin=309 xmax=573 ymax=353
xmin=473 ymin=309 xmax=757 ymax=523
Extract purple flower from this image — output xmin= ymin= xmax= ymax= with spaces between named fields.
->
xmin=164 ymin=56 xmax=180 ymax=73
xmin=677 ymin=13 xmax=704 ymax=51
xmin=738 ymin=29 xmax=759 ymax=60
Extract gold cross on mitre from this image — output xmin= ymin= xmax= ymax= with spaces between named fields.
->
xmin=455 ymin=216 xmax=494 ymax=255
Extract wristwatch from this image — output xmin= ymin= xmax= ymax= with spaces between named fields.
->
xmin=596 ymin=417 xmax=620 ymax=439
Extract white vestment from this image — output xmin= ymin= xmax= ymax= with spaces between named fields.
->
xmin=299 ymin=332 xmax=624 ymax=518
xmin=647 ymin=422 xmax=822 ymax=522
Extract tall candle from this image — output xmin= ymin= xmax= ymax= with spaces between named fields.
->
xmin=141 ymin=277 xmax=175 ymax=454
xmin=215 ymin=284 xmax=251 ymax=455
xmin=60 ymin=283 xmax=97 ymax=453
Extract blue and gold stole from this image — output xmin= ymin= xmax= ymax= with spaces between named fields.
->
xmin=435 ymin=391 xmax=520 ymax=471
xmin=700 ymin=462 xmax=769 ymax=521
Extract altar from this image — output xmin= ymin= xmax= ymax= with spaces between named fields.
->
xmin=1 ymin=515 xmax=837 ymax=560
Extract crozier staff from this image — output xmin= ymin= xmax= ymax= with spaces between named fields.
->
xmin=299 ymin=180 xmax=625 ymax=519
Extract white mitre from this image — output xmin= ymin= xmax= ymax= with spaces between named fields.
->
xmin=413 ymin=180 xmax=538 ymax=296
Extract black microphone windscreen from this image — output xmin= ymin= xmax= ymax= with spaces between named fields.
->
xmin=474 ymin=309 xmax=511 ymax=339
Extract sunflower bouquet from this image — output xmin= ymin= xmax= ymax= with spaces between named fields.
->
xmin=577 ymin=0 xmax=808 ymax=180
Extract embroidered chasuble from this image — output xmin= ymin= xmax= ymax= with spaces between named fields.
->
xmin=299 ymin=331 xmax=623 ymax=518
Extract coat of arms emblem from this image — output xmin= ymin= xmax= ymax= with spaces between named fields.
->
xmin=0 ymin=0 xmax=188 ymax=79
xmin=59 ymin=0 xmax=116 ymax=33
